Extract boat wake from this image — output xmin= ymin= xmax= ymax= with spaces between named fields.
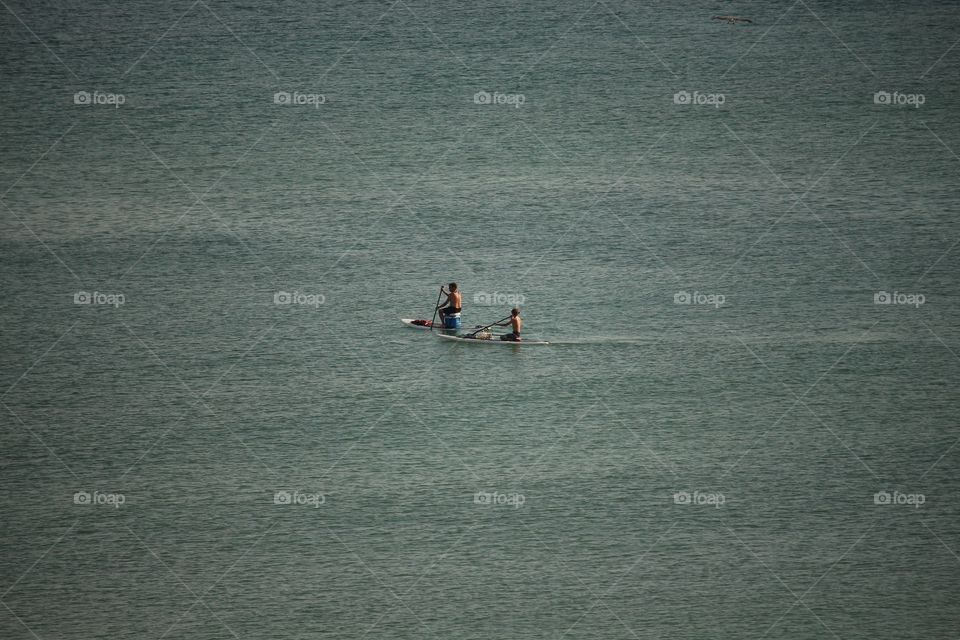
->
xmin=547 ymin=336 xmax=656 ymax=346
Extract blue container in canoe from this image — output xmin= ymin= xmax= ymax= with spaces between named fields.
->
xmin=443 ymin=313 xmax=461 ymax=330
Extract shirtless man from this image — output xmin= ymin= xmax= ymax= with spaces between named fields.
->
xmin=437 ymin=282 xmax=461 ymax=324
xmin=496 ymin=307 xmax=522 ymax=341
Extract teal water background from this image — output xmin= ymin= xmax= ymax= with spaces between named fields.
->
xmin=2 ymin=1 xmax=959 ymax=638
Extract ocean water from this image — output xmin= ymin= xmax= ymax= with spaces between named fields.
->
xmin=2 ymin=1 xmax=959 ymax=638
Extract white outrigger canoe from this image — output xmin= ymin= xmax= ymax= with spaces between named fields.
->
xmin=400 ymin=318 xmax=437 ymax=329
xmin=437 ymin=333 xmax=550 ymax=346
xmin=401 ymin=318 xmax=549 ymax=345
xmin=400 ymin=318 xmax=495 ymax=332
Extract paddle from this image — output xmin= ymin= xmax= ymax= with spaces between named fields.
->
xmin=429 ymin=286 xmax=444 ymax=331
xmin=467 ymin=314 xmax=512 ymax=337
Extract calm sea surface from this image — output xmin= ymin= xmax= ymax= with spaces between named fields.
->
xmin=2 ymin=1 xmax=959 ymax=638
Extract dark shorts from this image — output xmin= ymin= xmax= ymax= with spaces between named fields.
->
xmin=499 ymin=332 xmax=520 ymax=342
xmin=440 ymin=306 xmax=461 ymax=315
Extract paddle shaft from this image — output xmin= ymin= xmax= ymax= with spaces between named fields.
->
xmin=429 ymin=286 xmax=444 ymax=330
xmin=467 ymin=314 xmax=512 ymax=337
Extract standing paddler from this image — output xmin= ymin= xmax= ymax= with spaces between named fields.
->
xmin=436 ymin=282 xmax=461 ymax=326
